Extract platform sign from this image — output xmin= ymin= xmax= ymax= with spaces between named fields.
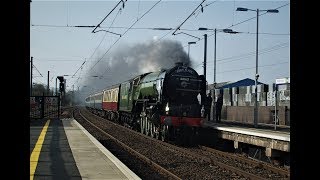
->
xmin=276 ymin=77 xmax=290 ymax=84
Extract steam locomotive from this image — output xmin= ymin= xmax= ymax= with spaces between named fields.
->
xmin=85 ymin=62 xmax=207 ymax=144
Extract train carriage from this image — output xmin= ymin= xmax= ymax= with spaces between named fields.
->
xmin=102 ymin=85 xmax=120 ymax=120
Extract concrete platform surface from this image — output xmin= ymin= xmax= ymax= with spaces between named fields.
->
xmin=30 ymin=118 xmax=141 ymax=180
xmin=203 ymin=121 xmax=290 ymax=142
xmin=63 ymin=118 xmax=141 ymax=180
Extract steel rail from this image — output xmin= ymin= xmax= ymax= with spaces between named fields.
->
xmin=80 ymin=108 xmax=268 ymax=179
xmin=78 ymin=109 xmax=181 ymax=180
xmin=200 ymin=145 xmax=290 ymax=178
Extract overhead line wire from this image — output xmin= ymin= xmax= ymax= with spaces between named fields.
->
xmin=91 ymin=0 xmax=126 ymax=33
xmin=182 ymin=2 xmax=290 ymax=49
xmin=75 ymin=5 xmax=123 ymax=87
xmin=172 ymin=0 xmax=207 ymax=35
xmin=32 ymin=64 xmax=43 ymax=77
xmin=88 ymin=8 xmax=122 ymax=64
xmin=206 ymin=42 xmax=289 ymax=65
xmin=98 ymin=0 xmax=163 ymax=77
xmin=192 ymin=42 xmax=289 ymax=69
xmin=72 ymin=60 xmax=86 ymax=78
xmin=154 ymin=1 xmax=218 ymax=45
xmin=31 ymin=24 xmax=290 ymax=36
xmin=215 ymin=61 xmax=289 ymax=74
xmin=227 ymin=3 xmax=289 ymax=29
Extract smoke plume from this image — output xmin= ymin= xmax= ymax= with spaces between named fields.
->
xmin=78 ymin=39 xmax=192 ymax=100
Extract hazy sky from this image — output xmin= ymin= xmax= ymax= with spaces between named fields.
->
xmin=30 ymin=0 xmax=290 ymax=92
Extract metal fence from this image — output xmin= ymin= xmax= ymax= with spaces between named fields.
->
xmin=30 ymin=96 xmax=60 ymax=119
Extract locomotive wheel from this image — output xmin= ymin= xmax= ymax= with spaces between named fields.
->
xmin=140 ymin=118 xmax=144 ymax=134
xmin=155 ymin=126 xmax=159 ymax=140
xmin=144 ymin=118 xmax=148 ymax=135
xmin=149 ymin=121 xmax=152 ymax=136
xmin=161 ymin=125 xmax=169 ymax=141
xmin=140 ymin=117 xmax=146 ymax=134
xmin=150 ymin=122 xmax=155 ymax=138
xmin=143 ymin=118 xmax=148 ymax=135
xmin=144 ymin=118 xmax=149 ymax=136
xmin=148 ymin=121 xmax=153 ymax=137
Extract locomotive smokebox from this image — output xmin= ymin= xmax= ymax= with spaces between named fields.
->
xmin=175 ymin=62 xmax=184 ymax=67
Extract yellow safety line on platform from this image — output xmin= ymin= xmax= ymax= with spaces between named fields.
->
xmin=30 ymin=120 xmax=50 ymax=180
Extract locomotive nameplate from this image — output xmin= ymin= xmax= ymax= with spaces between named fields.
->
xmin=175 ymin=67 xmax=195 ymax=75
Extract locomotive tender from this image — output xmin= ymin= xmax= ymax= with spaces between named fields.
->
xmin=85 ymin=62 xmax=206 ymax=143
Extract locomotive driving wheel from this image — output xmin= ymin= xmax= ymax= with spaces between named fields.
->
xmin=161 ymin=125 xmax=169 ymax=141
xmin=140 ymin=117 xmax=145 ymax=134
xmin=150 ymin=123 xmax=159 ymax=139
xmin=140 ymin=118 xmax=143 ymax=133
xmin=155 ymin=126 xmax=160 ymax=140
xmin=145 ymin=118 xmax=149 ymax=135
xmin=149 ymin=121 xmax=154 ymax=138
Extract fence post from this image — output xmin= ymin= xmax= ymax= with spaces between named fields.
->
xmin=41 ymin=93 xmax=45 ymax=118
xmin=58 ymin=95 xmax=61 ymax=119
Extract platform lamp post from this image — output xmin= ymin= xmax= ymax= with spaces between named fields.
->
xmin=236 ymin=7 xmax=279 ymax=127
xmin=203 ymin=34 xmax=207 ymax=82
xmin=198 ymin=27 xmax=239 ymax=121
xmin=188 ymin=42 xmax=196 ymax=60
xmin=198 ymin=28 xmax=239 ymax=87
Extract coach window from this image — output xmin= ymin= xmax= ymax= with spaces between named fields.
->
xmin=103 ymin=92 xmax=107 ymax=101
xmin=111 ymin=91 xmax=113 ymax=102
xmin=108 ymin=91 xmax=111 ymax=102
xmin=115 ymin=89 xmax=118 ymax=102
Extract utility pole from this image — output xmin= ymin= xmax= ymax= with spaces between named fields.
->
xmin=77 ymin=86 xmax=79 ymax=100
xmin=236 ymin=7 xmax=279 ymax=128
xmin=30 ymin=56 xmax=33 ymax=96
xmin=198 ymin=27 xmax=239 ymax=122
xmin=47 ymin=71 xmax=50 ymax=95
xmin=214 ymin=29 xmax=217 ymax=86
xmin=72 ymin=85 xmax=74 ymax=106
xmin=55 ymin=77 xmax=57 ymax=96
xmin=254 ymin=9 xmax=259 ymax=128
xmin=203 ymin=34 xmax=207 ymax=82
xmin=213 ymin=29 xmax=217 ymax=121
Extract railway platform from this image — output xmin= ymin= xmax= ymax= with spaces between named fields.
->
xmin=30 ymin=118 xmax=140 ymax=180
xmin=202 ymin=119 xmax=290 ymax=158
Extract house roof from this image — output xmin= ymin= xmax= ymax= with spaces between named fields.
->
xmin=220 ymin=78 xmax=265 ymax=88
xmin=208 ymin=78 xmax=266 ymax=89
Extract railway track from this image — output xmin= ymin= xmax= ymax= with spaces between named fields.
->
xmin=76 ymin=108 xmax=180 ymax=180
xmin=199 ymin=146 xmax=290 ymax=178
xmin=73 ymin=107 xmax=289 ymax=179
